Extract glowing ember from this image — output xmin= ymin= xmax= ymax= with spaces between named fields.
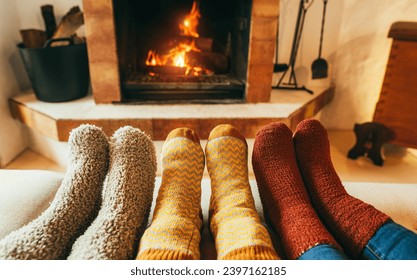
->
xmin=145 ymin=0 xmax=212 ymax=76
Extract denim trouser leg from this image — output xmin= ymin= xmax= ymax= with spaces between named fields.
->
xmin=298 ymin=244 xmax=348 ymax=260
xmin=362 ymin=221 xmax=417 ymax=260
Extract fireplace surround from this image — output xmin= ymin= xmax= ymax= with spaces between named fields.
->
xmin=10 ymin=0 xmax=336 ymax=146
xmin=83 ymin=0 xmax=279 ymax=103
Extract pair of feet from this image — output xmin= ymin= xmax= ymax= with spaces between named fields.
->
xmin=253 ymin=119 xmax=390 ymax=259
xmin=0 ymin=125 xmax=157 ymax=260
xmin=0 ymin=119 xmax=390 ymax=260
xmin=137 ymin=124 xmax=278 ymax=260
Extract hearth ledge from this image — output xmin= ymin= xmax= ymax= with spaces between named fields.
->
xmin=9 ymin=86 xmax=334 ymax=141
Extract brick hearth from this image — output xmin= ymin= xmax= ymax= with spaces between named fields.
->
xmin=9 ymin=86 xmax=333 ymax=141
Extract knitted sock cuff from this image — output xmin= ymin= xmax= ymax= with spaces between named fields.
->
xmin=137 ymin=249 xmax=194 ymax=260
xmin=221 ymin=245 xmax=279 ymax=260
xmin=333 ymin=197 xmax=391 ymax=257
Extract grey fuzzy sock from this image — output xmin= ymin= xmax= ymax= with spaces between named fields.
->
xmin=0 ymin=124 xmax=109 ymax=260
xmin=68 ymin=126 xmax=157 ymax=260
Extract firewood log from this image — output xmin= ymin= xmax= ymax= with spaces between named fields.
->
xmin=145 ymin=65 xmax=187 ymax=76
xmin=19 ymin=29 xmax=47 ymax=48
xmin=187 ymin=51 xmax=228 ymax=73
xmin=51 ymin=6 xmax=84 ymax=46
xmin=41 ymin=5 xmax=57 ymax=39
xmin=195 ymin=37 xmax=213 ymax=52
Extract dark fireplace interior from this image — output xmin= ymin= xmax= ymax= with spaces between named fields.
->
xmin=113 ymin=0 xmax=252 ymax=102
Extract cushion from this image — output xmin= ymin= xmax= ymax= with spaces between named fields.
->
xmin=0 ymin=170 xmax=416 ymax=259
xmin=0 ymin=170 xmax=63 ymax=239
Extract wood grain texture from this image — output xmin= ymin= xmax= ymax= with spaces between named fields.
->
xmin=374 ymin=39 xmax=417 ymax=149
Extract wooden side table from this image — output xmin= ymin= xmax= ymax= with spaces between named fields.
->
xmin=373 ymin=22 xmax=417 ymax=149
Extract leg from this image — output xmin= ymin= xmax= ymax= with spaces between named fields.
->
xmin=362 ymin=221 xmax=417 ymax=260
xmin=206 ymin=124 xmax=278 ymax=260
xmin=0 ymin=125 xmax=109 ymax=259
xmin=293 ymin=119 xmax=391 ymax=258
xmin=252 ymin=122 xmax=344 ymax=259
xmin=298 ymin=244 xmax=348 ymax=260
xmin=137 ymin=128 xmax=204 ymax=260
xmin=68 ymin=126 xmax=157 ymax=260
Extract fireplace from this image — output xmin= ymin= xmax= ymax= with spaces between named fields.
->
xmin=116 ymin=0 xmax=250 ymax=102
xmin=83 ymin=0 xmax=279 ymax=103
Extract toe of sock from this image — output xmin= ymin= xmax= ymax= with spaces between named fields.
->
xmin=111 ymin=126 xmax=157 ymax=171
xmin=294 ymin=119 xmax=328 ymax=140
xmin=112 ymin=126 xmax=152 ymax=146
xmin=255 ymin=122 xmax=293 ymax=146
xmin=68 ymin=124 xmax=108 ymax=158
xmin=165 ymin=127 xmax=200 ymax=143
xmin=293 ymin=119 xmax=330 ymax=155
xmin=207 ymin=124 xmax=246 ymax=144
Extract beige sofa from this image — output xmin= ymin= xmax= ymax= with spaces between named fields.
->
xmin=1 ymin=169 xmax=416 ymax=259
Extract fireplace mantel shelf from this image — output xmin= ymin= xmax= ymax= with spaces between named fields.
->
xmin=10 ymin=86 xmax=334 ymax=141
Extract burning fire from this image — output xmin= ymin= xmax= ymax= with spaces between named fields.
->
xmin=179 ymin=0 xmax=200 ymax=38
xmin=145 ymin=0 xmax=211 ymax=76
xmin=146 ymin=41 xmax=200 ymax=68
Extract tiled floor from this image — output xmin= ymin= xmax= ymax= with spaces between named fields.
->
xmin=5 ymin=130 xmax=417 ymax=184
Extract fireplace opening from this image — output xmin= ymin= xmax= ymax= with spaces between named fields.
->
xmin=113 ymin=0 xmax=252 ymax=102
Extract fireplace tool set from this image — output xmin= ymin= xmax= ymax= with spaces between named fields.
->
xmin=273 ymin=0 xmax=329 ymax=94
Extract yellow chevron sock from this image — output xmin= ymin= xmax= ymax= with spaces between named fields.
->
xmin=205 ymin=124 xmax=279 ymax=260
xmin=137 ymin=128 xmax=204 ymax=260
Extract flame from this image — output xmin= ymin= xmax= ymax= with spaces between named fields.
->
xmin=179 ymin=1 xmax=200 ymax=38
xmin=146 ymin=42 xmax=200 ymax=68
xmin=174 ymin=54 xmax=185 ymax=67
xmin=146 ymin=50 xmax=160 ymax=66
xmin=145 ymin=0 xmax=211 ymax=76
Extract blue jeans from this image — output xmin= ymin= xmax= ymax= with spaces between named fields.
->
xmin=298 ymin=221 xmax=417 ymax=260
xmin=298 ymin=244 xmax=348 ymax=260
xmin=362 ymin=221 xmax=417 ymax=260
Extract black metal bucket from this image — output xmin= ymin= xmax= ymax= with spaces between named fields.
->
xmin=18 ymin=38 xmax=89 ymax=102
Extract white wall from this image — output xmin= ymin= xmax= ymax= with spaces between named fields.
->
xmin=278 ymin=0 xmax=417 ymax=129
xmin=0 ymin=1 xmax=28 ymax=167
xmin=15 ymin=0 xmax=84 ymax=35
xmin=0 ymin=0 xmax=83 ymax=167
xmin=322 ymin=0 xmax=417 ymax=129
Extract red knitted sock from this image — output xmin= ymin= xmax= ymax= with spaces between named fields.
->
xmin=293 ymin=119 xmax=390 ymax=258
xmin=252 ymin=122 xmax=341 ymax=259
